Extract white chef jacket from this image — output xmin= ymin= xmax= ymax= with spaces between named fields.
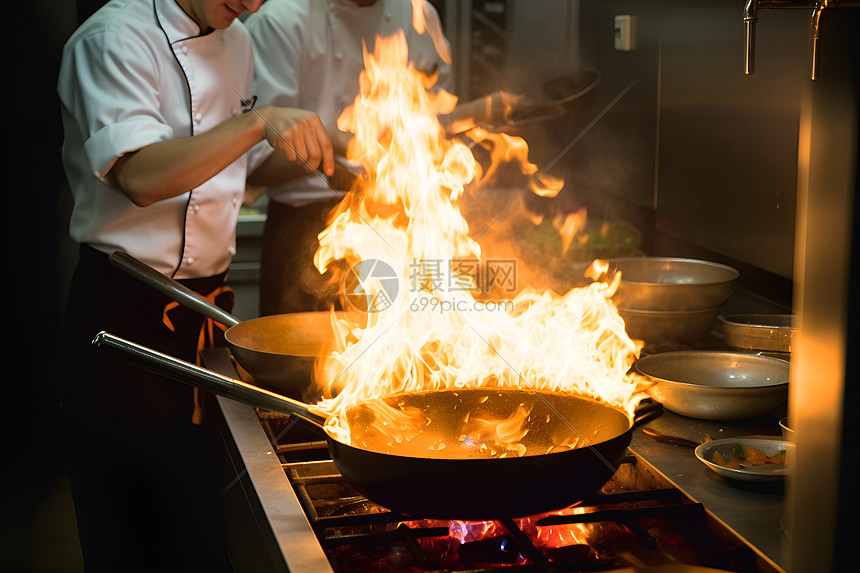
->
xmin=245 ymin=0 xmax=452 ymax=206
xmin=58 ymin=0 xmax=268 ymax=279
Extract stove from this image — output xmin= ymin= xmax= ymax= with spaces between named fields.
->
xmin=263 ymin=416 xmax=779 ymax=573
xmin=202 ymin=349 xmax=787 ymax=573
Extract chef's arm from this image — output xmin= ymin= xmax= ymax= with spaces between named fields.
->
xmin=108 ymin=106 xmax=335 ymax=207
xmin=443 ymin=91 xmax=525 ymax=135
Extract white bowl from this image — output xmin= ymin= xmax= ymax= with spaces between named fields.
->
xmin=695 ymin=437 xmax=793 ymax=482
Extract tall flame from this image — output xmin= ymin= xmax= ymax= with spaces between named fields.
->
xmin=311 ymin=32 xmax=645 ymax=449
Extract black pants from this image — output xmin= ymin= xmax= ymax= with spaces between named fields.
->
xmin=259 ymin=198 xmax=345 ymax=316
xmin=59 ymin=245 xmax=233 ymax=572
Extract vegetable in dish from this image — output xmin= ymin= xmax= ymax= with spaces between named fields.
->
xmin=712 ymin=443 xmax=786 ymax=469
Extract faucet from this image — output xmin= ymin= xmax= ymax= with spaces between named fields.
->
xmin=743 ymin=0 xmax=759 ymax=75
xmin=743 ymin=0 xmax=857 ymax=80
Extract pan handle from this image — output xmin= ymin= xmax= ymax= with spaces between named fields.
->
xmin=92 ymin=331 xmax=328 ymax=429
xmin=640 ymin=426 xmax=700 ymax=449
xmin=631 ymin=399 xmax=664 ymax=428
xmin=109 ymin=251 xmax=240 ymax=328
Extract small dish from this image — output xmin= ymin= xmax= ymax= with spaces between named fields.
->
xmin=694 ymin=437 xmax=793 ymax=482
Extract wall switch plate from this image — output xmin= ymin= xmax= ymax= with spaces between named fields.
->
xmin=614 ymin=15 xmax=637 ymax=51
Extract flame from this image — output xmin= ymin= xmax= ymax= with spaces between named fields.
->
xmin=552 ymin=209 xmax=588 ymax=255
xmin=310 ymin=31 xmax=645 ymax=452
xmin=463 ymin=128 xmax=565 ymax=197
xmin=516 ymin=507 xmax=591 ymax=550
xmin=460 ymin=403 xmax=532 ymax=458
xmin=407 ymin=511 xmax=593 ymax=561
xmin=410 ymin=0 xmax=451 ymax=64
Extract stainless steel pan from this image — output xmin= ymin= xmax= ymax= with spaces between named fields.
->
xmin=109 ymin=251 xmax=340 ymax=399
xmin=634 ymin=350 xmax=789 ymax=421
xmin=720 ymin=314 xmax=796 ymax=353
xmin=606 ymin=257 xmax=739 ymax=311
xmin=93 ymin=331 xmax=663 ymax=520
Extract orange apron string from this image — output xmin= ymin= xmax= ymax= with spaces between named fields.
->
xmin=162 ymin=285 xmax=234 ymax=425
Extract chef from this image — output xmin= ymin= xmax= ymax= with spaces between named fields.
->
xmin=245 ymin=0 xmax=519 ymax=315
xmin=57 ymin=0 xmax=336 ymax=569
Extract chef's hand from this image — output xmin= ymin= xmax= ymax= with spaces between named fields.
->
xmin=258 ymin=106 xmax=335 ymax=177
xmin=444 ymin=91 xmax=527 ymax=135
xmin=485 ymin=90 xmax=527 ymax=124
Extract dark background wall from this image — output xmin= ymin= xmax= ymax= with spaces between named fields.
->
xmin=2 ymin=1 xmax=94 ymax=568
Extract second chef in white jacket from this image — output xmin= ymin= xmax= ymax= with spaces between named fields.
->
xmin=245 ymin=0 xmax=453 ymax=315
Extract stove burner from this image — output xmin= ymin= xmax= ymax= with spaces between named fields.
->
xmin=457 ymin=536 xmax=521 ymax=564
xmin=255 ymin=412 xmax=781 ymax=573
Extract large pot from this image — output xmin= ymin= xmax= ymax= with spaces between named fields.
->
xmin=109 ymin=251 xmax=343 ymax=400
xmin=93 ymin=331 xmax=663 ymax=520
xmin=633 ymin=350 xmax=789 ymax=421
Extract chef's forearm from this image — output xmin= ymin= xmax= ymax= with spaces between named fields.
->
xmin=109 ymin=112 xmax=265 ymax=207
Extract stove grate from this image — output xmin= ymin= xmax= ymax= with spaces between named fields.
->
xmin=258 ymin=411 xmax=777 ymax=573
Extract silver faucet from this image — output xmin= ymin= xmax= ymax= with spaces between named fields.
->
xmin=743 ymin=0 xmax=856 ymax=80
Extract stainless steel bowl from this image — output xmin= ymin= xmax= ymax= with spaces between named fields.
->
xmin=619 ymin=306 xmax=721 ymax=342
xmin=634 ymin=351 xmax=789 ymax=420
xmin=608 ymin=257 xmax=739 ymax=311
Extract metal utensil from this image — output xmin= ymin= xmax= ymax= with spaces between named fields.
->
xmin=641 ymin=426 xmax=701 ymax=448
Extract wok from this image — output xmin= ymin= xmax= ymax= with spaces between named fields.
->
xmin=447 ymin=69 xmax=601 ymax=134
xmin=634 ymin=351 xmax=789 ymax=421
xmin=504 ymin=68 xmax=602 ymax=127
xmin=93 ymin=331 xmax=663 ymax=520
xmin=109 ymin=251 xmax=339 ymax=400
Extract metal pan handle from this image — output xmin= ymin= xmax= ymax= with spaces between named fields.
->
xmin=92 ymin=331 xmax=327 ymax=428
xmin=109 ymin=250 xmax=240 ymax=328
xmin=640 ymin=426 xmax=700 ymax=449
xmin=631 ymin=399 xmax=664 ymax=428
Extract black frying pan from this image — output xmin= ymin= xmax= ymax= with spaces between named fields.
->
xmin=447 ymin=69 xmax=601 ymax=135
xmin=109 ymin=251 xmax=345 ymax=400
xmin=93 ymin=331 xmax=661 ymax=519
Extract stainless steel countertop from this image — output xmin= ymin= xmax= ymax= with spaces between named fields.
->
xmin=203 ymin=349 xmax=334 ymax=573
xmin=629 ymin=410 xmax=788 ymax=572
xmin=217 ymin=396 xmax=334 ymax=573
